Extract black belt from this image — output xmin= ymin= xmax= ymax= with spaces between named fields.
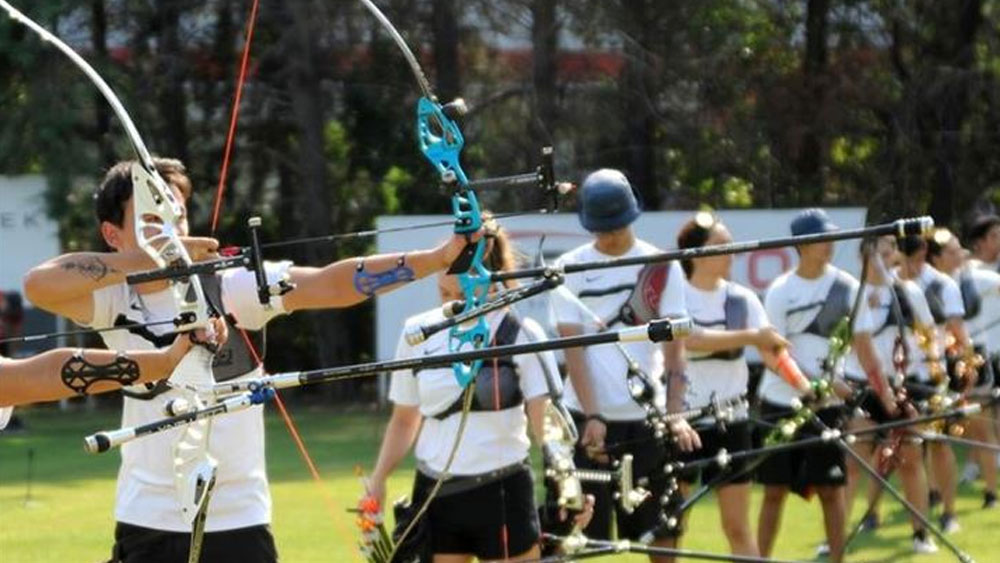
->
xmin=418 ymin=459 xmax=530 ymax=498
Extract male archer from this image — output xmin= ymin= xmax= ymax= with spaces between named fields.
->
xmin=551 ymin=169 xmax=698 ymax=563
xmin=755 ymin=209 xmax=891 ymax=563
xmin=23 ymin=157 xmax=479 ymax=563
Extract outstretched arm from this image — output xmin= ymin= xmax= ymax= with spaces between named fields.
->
xmin=23 ymin=238 xmax=220 ymax=325
xmin=282 ymin=231 xmax=481 ymax=311
xmin=0 ymin=318 xmax=226 ymax=407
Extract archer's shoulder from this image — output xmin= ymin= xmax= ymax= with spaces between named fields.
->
xmin=632 ymin=239 xmax=661 ymax=256
xmin=554 ymin=242 xmax=597 ymax=266
xmin=765 ymin=270 xmax=794 ymax=294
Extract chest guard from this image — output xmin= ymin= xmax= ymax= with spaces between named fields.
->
xmin=874 ymin=283 xmax=916 ymax=336
xmin=690 ymin=287 xmax=750 ymax=362
xmin=958 ymin=269 xmax=982 ymax=321
xmin=924 ymin=279 xmax=947 ymax=325
xmin=121 ymin=273 xmax=262 ymax=400
xmin=619 ymin=261 xmax=675 ymax=326
xmin=431 ymin=313 xmax=525 ymax=420
xmin=800 ymin=273 xmax=852 ymax=338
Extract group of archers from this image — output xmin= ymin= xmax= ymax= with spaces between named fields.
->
xmin=1 ymin=157 xmax=999 ymax=563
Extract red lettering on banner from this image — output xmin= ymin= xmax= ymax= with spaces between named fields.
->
xmin=747 ymin=249 xmax=791 ymax=290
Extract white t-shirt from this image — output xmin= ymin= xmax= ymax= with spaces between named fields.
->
xmin=758 ymin=265 xmax=874 ymax=407
xmin=971 ymin=258 xmax=1000 ymax=273
xmin=552 ymin=240 xmax=686 ymax=420
xmin=683 ymin=279 xmax=766 ymax=417
xmin=956 ymin=267 xmax=1000 ymax=355
xmin=389 ymin=309 xmax=559 ymax=475
xmin=844 ymin=279 xmax=936 ymax=382
xmin=87 ymin=262 xmax=290 ymax=532
xmin=0 ymin=406 xmax=11 ymax=429
xmin=912 ymin=263 xmax=966 ymax=323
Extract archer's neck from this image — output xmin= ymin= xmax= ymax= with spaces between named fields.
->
xmin=898 ymin=257 xmax=923 ymax=280
xmin=796 ymin=260 xmax=826 ymax=279
xmin=593 ymin=228 xmax=636 ymax=257
xmin=688 ymin=269 xmax=722 ymax=291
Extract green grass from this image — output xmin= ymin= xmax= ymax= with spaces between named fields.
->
xmin=1 ymin=406 xmax=998 ymax=562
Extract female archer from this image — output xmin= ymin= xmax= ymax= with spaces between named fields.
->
xmin=671 ymin=212 xmax=806 ymax=558
xmin=366 ymin=218 xmax=589 ymax=562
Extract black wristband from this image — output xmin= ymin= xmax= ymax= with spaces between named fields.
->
xmin=585 ymin=413 xmax=608 ymax=425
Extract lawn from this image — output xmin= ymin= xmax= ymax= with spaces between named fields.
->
xmin=1 ymin=405 xmax=997 ymax=562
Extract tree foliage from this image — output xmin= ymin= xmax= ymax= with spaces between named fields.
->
xmin=3 ymin=0 xmax=1000 ymax=390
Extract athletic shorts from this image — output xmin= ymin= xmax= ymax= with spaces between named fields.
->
xmin=112 ymin=522 xmax=277 ymax=563
xmin=853 ymin=384 xmax=893 ymax=424
xmin=948 ymin=344 xmax=993 ymax=391
xmin=570 ymin=411 xmax=672 ymax=541
xmin=414 ymin=466 xmax=540 ymax=559
xmin=755 ymin=401 xmax=847 ymax=492
xmin=677 ymin=420 xmax=753 ymax=486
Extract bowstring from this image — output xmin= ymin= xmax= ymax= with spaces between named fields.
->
xmin=205 ymin=0 xmax=348 ymax=545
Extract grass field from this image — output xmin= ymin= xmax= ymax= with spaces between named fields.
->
xmin=1 ymin=405 xmax=997 ymax=562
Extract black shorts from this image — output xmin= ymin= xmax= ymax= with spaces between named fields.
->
xmin=755 ymin=402 xmax=847 ymax=491
xmin=570 ymin=411 xmax=671 ymax=541
xmin=678 ymin=420 xmax=753 ymax=486
xmin=903 ymin=379 xmax=938 ymax=403
xmin=415 ymin=466 xmax=540 ymax=559
xmin=853 ymin=384 xmax=893 ymax=424
xmin=947 ymin=344 xmax=994 ymax=390
xmin=112 ymin=522 xmax=277 ymax=563
xmin=993 ymin=354 xmax=1000 ymax=390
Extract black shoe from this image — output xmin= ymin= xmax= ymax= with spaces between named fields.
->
xmin=985 ymin=491 xmax=997 ymax=509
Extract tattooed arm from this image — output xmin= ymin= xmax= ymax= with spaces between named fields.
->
xmin=23 ymin=238 xmax=218 ymax=324
xmin=24 ymin=251 xmax=149 ymax=324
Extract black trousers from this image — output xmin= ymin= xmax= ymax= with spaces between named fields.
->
xmin=111 ymin=522 xmax=278 ymax=563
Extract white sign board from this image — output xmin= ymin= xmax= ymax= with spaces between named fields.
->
xmin=376 ymin=208 xmax=866 ymax=361
xmin=0 ymin=176 xmax=60 ymax=299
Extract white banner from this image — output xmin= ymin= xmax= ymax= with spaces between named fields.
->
xmin=0 ymin=176 xmax=60 ymax=298
xmin=375 ymin=208 xmax=867 ymax=361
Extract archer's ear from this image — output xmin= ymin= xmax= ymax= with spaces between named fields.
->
xmin=100 ymin=221 xmax=123 ymax=251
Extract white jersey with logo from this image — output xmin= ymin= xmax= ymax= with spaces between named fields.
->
xmin=956 ymin=267 xmax=1000 ymax=354
xmin=683 ymin=279 xmax=767 ymax=417
xmin=758 ymin=265 xmax=874 ymax=407
xmin=552 ymin=240 xmax=686 ymax=420
xmin=87 ymin=262 xmax=290 ymax=532
xmin=844 ymin=279 xmax=936 ymax=383
xmin=389 ymin=309 xmax=559 ymax=475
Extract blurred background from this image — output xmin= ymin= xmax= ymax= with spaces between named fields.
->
xmin=2 ymin=0 xmax=1000 ymax=401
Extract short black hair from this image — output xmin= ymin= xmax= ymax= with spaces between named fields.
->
xmin=964 ymin=214 xmax=1000 ymax=246
xmin=94 ymin=157 xmax=191 ymax=227
xmin=899 ymin=234 xmax=926 ymax=257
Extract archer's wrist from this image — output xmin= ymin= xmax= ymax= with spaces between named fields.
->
xmin=584 ymin=413 xmax=607 ymax=426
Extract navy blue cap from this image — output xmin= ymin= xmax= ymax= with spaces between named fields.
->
xmin=790 ymin=208 xmax=839 ymax=237
xmin=578 ymin=169 xmax=641 ymax=233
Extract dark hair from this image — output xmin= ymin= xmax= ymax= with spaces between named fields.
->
xmin=926 ymin=228 xmax=956 ymax=267
xmin=676 ymin=212 xmax=719 ymax=278
xmin=480 ymin=211 xmax=520 ymax=288
xmin=899 ymin=234 xmax=927 ymax=257
xmin=94 ymin=157 xmax=192 ymax=227
xmin=965 ymin=214 xmax=1000 ymax=246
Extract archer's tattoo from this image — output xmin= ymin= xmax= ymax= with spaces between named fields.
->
xmin=61 ymin=256 xmax=116 ymax=281
xmin=61 ymin=350 xmax=141 ymax=395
